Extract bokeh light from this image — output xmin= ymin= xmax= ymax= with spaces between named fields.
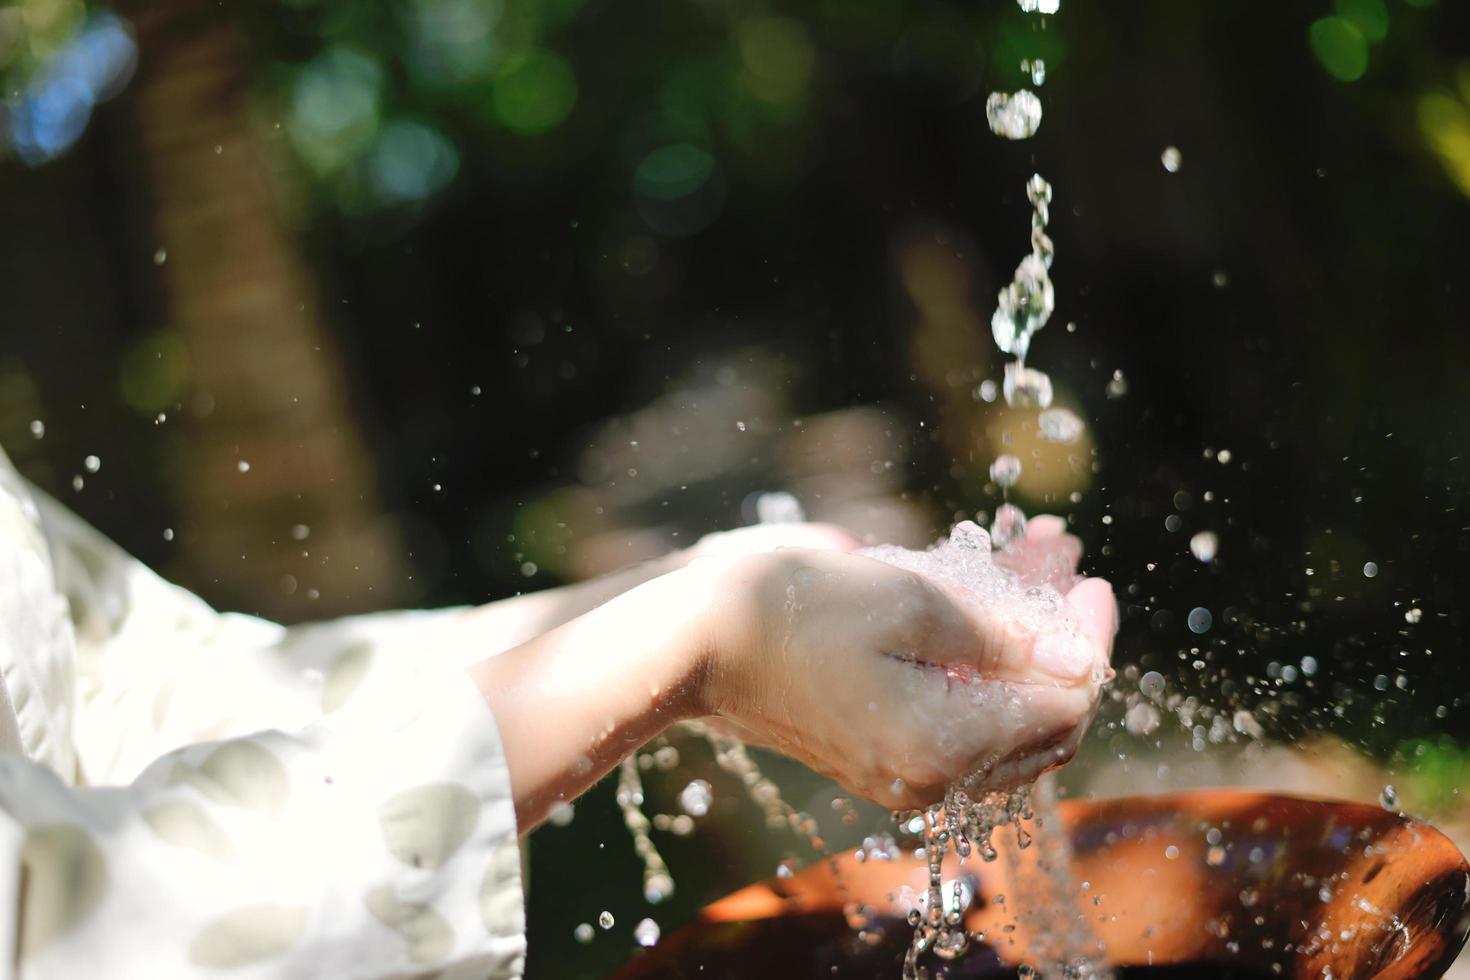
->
xmin=1309 ymin=16 xmax=1370 ymax=82
xmin=735 ymin=15 xmax=815 ymax=105
xmin=1336 ymin=0 xmax=1389 ymax=43
xmin=367 ymin=119 xmax=460 ymax=205
xmin=405 ymin=0 xmax=502 ymax=87
xmin=119 ymin=331 xmax=190 ymax=415
xmin=287 ymin=47 xmax=383 ymax=175
xmin=490 ymin=48 xmax=577 ymax=134
xmin=3 ymin=10 xmax=135 ymax=165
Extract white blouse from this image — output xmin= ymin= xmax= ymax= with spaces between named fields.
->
xmin=0 ymin=446 xmax=525 ymax=979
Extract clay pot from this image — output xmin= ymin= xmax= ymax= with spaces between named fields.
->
xmin=614 ymin=791 xmax=1470 ymax=979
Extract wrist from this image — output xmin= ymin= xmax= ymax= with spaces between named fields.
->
xmin=665 ymin=552 xmax=771 ymax=720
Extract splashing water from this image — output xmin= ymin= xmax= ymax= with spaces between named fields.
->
xmin=616 ymin=755 xmax=676 ymax=903
xmin=990 ymin=502 xmax=1029 ymax=551
xmin=604 ymin=0 xmax=1116 ymax=959
xmin=1189 ymin=530 xmax=1219 ymax=563
xmin=679 ymin=779 xmax=712 ymax=817
xmin=861 ymin=521 xmax=1077 ymax=637
xmin=986 ymin=90 xmax=1044 ymax=141
xmin=900 ymin=787 xmax=1035 ymax=979
xmin=990 ymin=454 xmax=1023 ymax=488
xmin=886 ymin=4 xmax=1111 ymax=974
xmin=1003 ymin=361 xmax=1055 ymax=409
xmin=1004 ymin=776 xmax=1109 ymax=978
xmin=1037 ymin=407 xmax=1085 ymax=443
xmin=858 ymin=522 xmax=1109 ymax=978
xmin=633 ymin=917 xmax=661 ymax=947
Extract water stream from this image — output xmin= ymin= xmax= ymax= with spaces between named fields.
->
xmin=617 ymin=2 xmax=1121 ymax=974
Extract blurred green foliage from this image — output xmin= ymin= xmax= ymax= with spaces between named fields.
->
xmin=1396 ymin=736 xmax=1470 ymax=815
xmin=6 ymin=1 xmax=1470 ymax=977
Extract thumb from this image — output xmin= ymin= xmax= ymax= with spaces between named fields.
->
xmin=933 ymin=576 xmax=1115 ymax=688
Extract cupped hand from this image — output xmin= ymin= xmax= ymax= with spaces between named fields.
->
xmin=693 ymin=517 xmax=1116 ymax=810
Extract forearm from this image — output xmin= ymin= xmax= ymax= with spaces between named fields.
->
xmin=455 ymin=556 xmax=679 ymax=657
xmin=465 ymin=565 xmax=714 ymax=831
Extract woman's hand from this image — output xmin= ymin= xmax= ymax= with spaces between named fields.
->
xmin=470 ymin=516 xmax=1112 ymax=829
xmin=690 ymin=517 xmax=1116 ymax=810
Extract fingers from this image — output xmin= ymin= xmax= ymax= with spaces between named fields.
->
xmin=1007 ymin=577 xmax=1116 ymax=685
xmin=1065 ymin=576 xmax=1118 ymax=659
xmin=861 ymin=666 xmax=1099 ymax=807
xmin=939 ymin=515 xmax=1111 ymax=687
xmin=993 ymin=513 xmax=1082 ymax=591
xmin=926 ymin=584 xmax=1094 ymax=687
xmin=1025 ymin=513 xmax=1068 ymax=541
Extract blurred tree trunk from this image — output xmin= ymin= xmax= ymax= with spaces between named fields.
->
xmin=120 ymin=0 xmax=402 ymax=620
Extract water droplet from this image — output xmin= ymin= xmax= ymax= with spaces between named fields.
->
xmin=1139 ymin=671 xmax=1166 ymax=699
xmin=1125 ymin=702 xmax=1161 ymax=736
xmin=990 ymin=503 xmax=1028 ymax=551
xmin=153 ymin=248 xmax=168 ymax=265
xmin=1362 ymin=561 xmax=1378 ymax=578
xmin=548 ymin=801 xmax=575 ymax=826
xmin=1022 ymin=58 xmax=1046 ymax=85
xmin=1161 ymin=146 xmax=1183 ymax=172
xmin=1187 ymin=607 xmax=1213 ymax=634
xmin=1002 ymin=362 xmax=1054 ymax=409
xmin=1216 ymin=449 xmax=1233 ymax=464
xmin=1164 ymin=845 xmax=1180 ymax=860
xmin=1239 ymin=887 xmax=1260 ymax=908
xmin=985 ymin=90 xmax=1043 ymax=140
xmin=990 ymin=454 xmax=1023 ymax=488
xmin=574 ymin=923 xmax=594 ymax=943
xmin=992 ymin=255 xmax=1055 ymax=357
xmin=1212 ymin=270 xmax=1229 ymax=289
xmin=1301 ymin=655 xmax=1318 ymax=676
xmin=1037 ymin=407 xmax=1084 ymax=443
xmin=633 ymin=918 xmax=661 ymax=947
xmin=291 ymin=524 xmax=311 ymax=541
xmin=680 ymin=779 xmax=713 ymax=817
xmin=1017 ymin=0 xmax=1059 ymax=12
xmin=598 ymin=911 xmax=615 ymax=929
xmin=644 ymin=873 xmax=674 ymax=904
xmin=978 ymin=379 xmax=999 ymax=402
xmin=237 ymin=460 xmax=251 ymax=473
xmin=1206 ymin=845 xmax=1227 ymax=867
xmin=1404 ymin=607 xmax=1422 ymax=624
xmin=162 ymin=528 xmax=175 ymax=541
xmin=29 ymin=420 xmax=45 ymax=439
xmin=1105 ymin=369 xmax=1129 ymax=399
xmin=83 ymin=455 xmax=101 ymax=474
xmin=1189 ymin=530 xmax=1219 ymax=563
xmin=1379 ymin=785 xmax=1398 ymax=810
xmin=71 ymin=475 xmax=84 ymax=492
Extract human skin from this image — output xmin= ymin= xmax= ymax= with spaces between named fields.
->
xmin=467 ymin=518 xmax=1116 ymax=831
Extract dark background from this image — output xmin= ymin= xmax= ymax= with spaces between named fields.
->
xmin=3 ymin=1 xmax=1469 ymax=975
